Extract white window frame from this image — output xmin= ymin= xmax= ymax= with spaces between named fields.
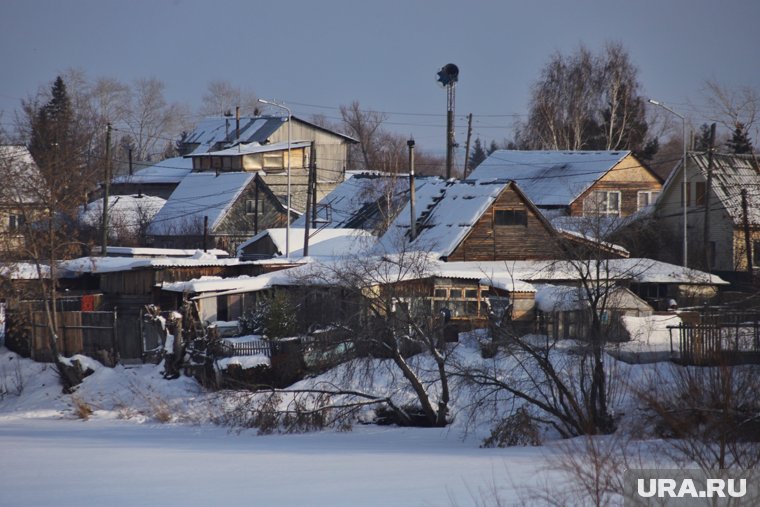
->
xmin=584 ymin=190 xmax=621 ymax=217
xmin=637 ymin=190 xmax=660 ymax=211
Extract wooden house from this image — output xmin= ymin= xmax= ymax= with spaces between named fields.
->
xmin=376 ymin=179 xmax=627 ymax=262
xmin=145 ymin=172 xmax=290 ymax=252
xmin=0 ymin=146 xmax=45 ymax=255
xmin=470 ymin=150 xmax=663 ymax=218
xmin=654 ymin=151 xmax=760 ymax=274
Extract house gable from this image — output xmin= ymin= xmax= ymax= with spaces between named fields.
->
xmin=569 ymin=153 xmax=663 ymax=217
xmin=448 ymin=182 xmax=562 ymax=261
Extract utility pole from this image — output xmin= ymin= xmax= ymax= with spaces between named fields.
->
xmin=463 ymin=113 xmax=473 ymax=178
xmin=303 ymin=142 xmax=316 ymax=257
xmin=702 ymin=123 xmax=715 ymax=272
xmin=408 ymin=138 xmax=416 ymax=241
xmin=101 ymin=123 xmax=112 ymax=256
xmin=742 ymin=189 xmax=753 ymax=274
xmin=203 ymin=215 xmax=208 ymax=253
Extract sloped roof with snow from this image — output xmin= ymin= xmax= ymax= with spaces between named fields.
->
xmin=470 ymin=150 xmax=631 ymax=207
xmin=58 ymin=251 xmax=247 ymax=278
xmin=190 ymin=141 xmax=313 ymax=158
xmin=0 ymin=145 xmax=44 ymax=203
xmin=376 ymin=179 xmax=516 ymax=258
xmin=79 ymin=195 xmax=166 ymax=234
xmin=146 ymin=172 xmax=254 ymax=235
xmin=184 ymin=116 xmax=285 ymax=155
xmin=183 ymin=116 xmax=356 ymax=156
xmin=290 ymin=173 xmax=444 ymax=231
xmin=237 ymin=227 xmax=375 ymax=259
xmin=111 ymin=157 xmax=193 ymax=185
xmin=691 ymin=152 xmax=760 ymax=227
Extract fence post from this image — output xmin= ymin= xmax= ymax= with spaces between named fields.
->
xmin=112 ymin=306 xmax=120 ymax=365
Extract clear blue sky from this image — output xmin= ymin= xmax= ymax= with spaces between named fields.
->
xmin=2 ymin=0 xmax=759 ymax=152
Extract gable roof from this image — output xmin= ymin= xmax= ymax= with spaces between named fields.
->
xmin=183 ymin=115 xmax=356 ymax=156
xmin=111 ymin=156 xmax=193 ymax=185
xmin=237 ymin=227 xmax=375 ymax=259
xmin=290 ymin=173 xmax=443 ymax=231
xmin=146 ymin=172 xmax=254 ymax=235
xmin=377 ymin=179 xmax=551 ymax=258
xmin=663 ymin=152 xmax=760 ymax=227
xmin=79 ymin=194 xmax=166 ymax=237
xmin=470 ymin=150 xmax=633 ymax=207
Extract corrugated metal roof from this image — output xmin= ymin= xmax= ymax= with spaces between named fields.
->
xmin=146 ymin=172 xmax=254 ymax=235
xmin=690 ymin=152 xmax=760 ymax=226
xmin=470 ymin=150 xmax=631 ymax=207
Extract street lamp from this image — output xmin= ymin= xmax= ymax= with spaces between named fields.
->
xmin=258 ymin=98 xmax=292 ymax=258
xmin=649 ymin=99 xmax=688 ymax=267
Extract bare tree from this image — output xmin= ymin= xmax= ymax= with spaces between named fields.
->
xmin=120 ymin=78 xmax=187 ymax=162
xmin=456 ymin=217 xmax=645 ymax=437
xmin=300 ymin=248 xmax=454 ymax=427
xmin=516 ymin=43 xmax=654 ymax=157
xmin=199 ymin=80 xmax=259 ymax=117
xmin=638 ymin=362 xmax=760 ymax=470
xmin=340 ymin=101 xmax=388 ymax=170
xmin=702 ymin=79 xmax=759 ymax=141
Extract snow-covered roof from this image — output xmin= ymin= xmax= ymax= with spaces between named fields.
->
xmin=0 ymin=145 xmax=43 ymax=203
xmin=58 ymin=251 xmax=247 ymax=277
xmin=184 ymin=116 xmax=285 ymax=155
xmin=79 ymin=195 xmax=166 ymax=236
xmin=190 ymin=141 xmax=312 ymax=158
xmin=376 ymin=179 xmax=521 ymax=258
xmin=290 ymin=174 xmax=445 ymax=232
xmin=237 ymin=228 xmax=375 ymax=259
xmin=182 ymin=115 xmax=355 ymax=157
xmin=0 ymin=262 xmax=49 ymax=280
xmin=92 ymin=246 xmax=230 ymax=258
xmin=470 ymin=150 xmax=631 ymax=207
xmin=163 ymin=254 xmax=725 ymax=302
xmin=146 ymin=172 xmax=254 ymax=235
xmin=533 ymin=284 xmax=651 ymax=312
xmin=434 ymin=258 xmax=727 ymax=286
xmin=111 ymin=157 xmax=193 ymax=184
xmin=690 ymin=152 xmax=760 ymax=226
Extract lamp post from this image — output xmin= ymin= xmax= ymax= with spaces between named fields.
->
xmin=649 ymin=99 xmax=688 ymax=267
xmin=258 ymin=98 xmax=292 ymax=258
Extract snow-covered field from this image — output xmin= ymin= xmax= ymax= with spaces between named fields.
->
xmin=0 ymin=348 xmax=559 ymax=507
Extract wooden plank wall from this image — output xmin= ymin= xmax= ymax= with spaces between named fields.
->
xmin=449 ymin=186 xmax=560 ymax=261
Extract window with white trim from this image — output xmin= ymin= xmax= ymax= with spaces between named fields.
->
xmin=583 ymin=190 xmax=621 ymax=217
xmin=637 ymin=191 xmax=659 ymax=210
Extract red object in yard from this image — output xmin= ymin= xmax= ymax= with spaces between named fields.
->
xmin=81 ymin=295 xmax=95 ymax=312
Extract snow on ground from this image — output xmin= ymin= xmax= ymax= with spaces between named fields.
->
xmin=0 ymin=347 xmax=564 ymax=507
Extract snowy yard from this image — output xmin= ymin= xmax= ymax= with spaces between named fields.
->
xmin=0 ymin=418 xmax=551 ymax=507
xmin=0 ymin=348 xmax=557 ymax=507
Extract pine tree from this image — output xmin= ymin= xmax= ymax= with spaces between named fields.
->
xmin=468 ymin=137 xmax=487 ymax=169
xmin=29 ymin=76 xmax=74 ymax=166
xmin=726 ymin=122 xmax=753 ymax=154
xmin=694 ymin=123 xmax=713 ymax=152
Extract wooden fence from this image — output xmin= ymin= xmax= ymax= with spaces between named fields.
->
xmin=31 ymin=310 xmax=119 ymax=364
xmin=670 ymin=319 xmax=760 ymax=365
